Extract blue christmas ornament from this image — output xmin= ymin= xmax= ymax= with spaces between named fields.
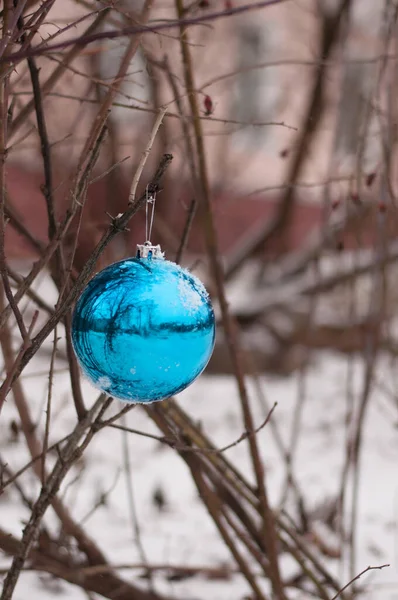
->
xmin=71 ymin=242 xmax=215 ymax=403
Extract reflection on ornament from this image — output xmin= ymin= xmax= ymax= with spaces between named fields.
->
xmin=71 ymin=243 xmax=215 ymax=403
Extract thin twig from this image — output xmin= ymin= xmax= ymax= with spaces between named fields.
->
xmin=0 ymin=395 xmax=106 ymax=600
xmin=77 ymin=561 xmax=240 ymax=577
xmin=129 ymin=106 xmax=168 ymax=204
xmin=218 ymin=402 xmax=277 ymax=453
xmin=10 ymin=10 xmax=110 ymax=136
xmin=11 ymin=89 xmax=296 ymax=130
xmin=175 ymin=197 xmax=197 ymax=264
xmin=26 ymin=49 xmax=56 ymax=240
xmin=41 ymin=326 xmax=57 ymax=483
xmin=223 ymin=0 xmax=353 ymax=280
xmin=174 ymin=0 xmax=285 ymax=595
xmin=89 ymin=155 xmax=130 ymax=184
xmin=185 ymin=452 xmax=270 ymax=600
xmin=1 ymin=0 xmax=288 ymax=65
xmin=0 ymin=303 xmax=38 ymax=413
xmin=109 ymin=402 xmax=276 ymax=455
xmin=0 ymin=525 xmax=177 ymax=600
xmin=0 ymin=0 xmax=28 ymax=58
xmin=121 ymin=414 xmax=153 ymax=586
xmin=330 ymin=564 xmax=390 ymax=600
xmin=148 ymin=401 xmax=344 ymax=597
xmin=0 ymin=154 xmax=173 ymax=400
xmin=0 ymin=24 xmax=30 ymax=344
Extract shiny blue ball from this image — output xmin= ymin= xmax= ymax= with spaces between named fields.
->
xmin=71 ymin=256 xmax=215 ymax=402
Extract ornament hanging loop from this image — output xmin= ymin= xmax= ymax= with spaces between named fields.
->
xmin=136 ymin=187 xmax=164 ymax=259
xmin=145 ymin=186 xmax=156 ymax=244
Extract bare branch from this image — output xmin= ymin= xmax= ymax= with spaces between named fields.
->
xmin=1 ymin=0 xmax=288 ymax=65
xmin=129 ymin=105 xmax=168 ymax=204
xmin=330 ymin=564 xmax=390 ymax=600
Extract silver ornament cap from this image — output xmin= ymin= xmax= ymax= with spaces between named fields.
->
xmin=136 ymin=241 xmax=165 ymax=260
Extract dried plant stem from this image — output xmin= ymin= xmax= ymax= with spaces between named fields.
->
xmin=150 ymin=55 xmax=198 ymax=262
xmin=330 ymin=564 xmax=390 ymax=600
xmin=219 ymin=503 xmax=270 ymax=577
xmin=152 ymin=399 xmax=256 ymax=502
xmin=0 ymin=0 xmax=27 ymax=59
xmin=41 ymin=326 xmax=57 ymax=482
xmin=278 ymin=514 xmax=344 ymax=597
xmin=0 ymin=118 xmax=109 ymax=335
xmin=1 ymin=3 xmax=389 ymax=600
xmin=113 ymin=402 xmax=276 ymax=456
xmin=185 ymin=452 xmax=270 ymax=600
xmin=78 ymin=0 xmax=153 ymax=172
xmin=1 ymin=286 xmax=126 ymax=597
xmin=61 ymin=122 xmax=109 ymax=419
xmin=26 ymin=51 xmax=56 ymax=239
xmin=157 ymin=55 xmax=197 ymax=179
xmin=0 ymin=524 xmax=177 ymax=600
xmin=22 ymin=9 xmax=91 ymax=428
xmin=4 ymin=200 xmax=44 ymax=253
xmin=121 ymin=415 xmax=153 ymax=587
xmin=148 ymin=401 xmax=342 ymax=597
xmin=223 ymin=0 xmax=353 ymax=280
xmin=8 ymin=268 xmax=53 ymax=314
xmin=0 ymin=4 xmax=30 ymax=345
xmin=2 ymin=0 xmax=287 ymax=65
xmin=10 ymin=9 xmax=110 ymax=136
xmin=0 ymin=209 xmax=77 ymax=331
xmin=129 ymin=106 xmax=168 ymax=204
xmin=150 ymin=405 xmax=338 ymax=597
xmin=64 ymin=313 xmax=87 ymax=420
xmin=0 ymin=395 xmax=107 ymax=600
xmin=0 ymin=153 xmax=172 ymax=402
xmin=175 ymin=197 xmax=196 ymax=263
xmin=0 ymin=299 xmax=38 ymax=414
xmin=173 ymin=0 xmax=284 ymax=596
xmin=279 ymin=534 xmax=330 ymax=600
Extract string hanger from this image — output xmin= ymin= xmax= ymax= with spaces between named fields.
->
xmin=137 ymin=186 xmax=163 ymax=259
xmin=145 ymin=185 xmax=156 ymax=243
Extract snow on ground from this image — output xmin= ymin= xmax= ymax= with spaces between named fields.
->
xmin=1 ymin=275 xmax=398 ymax=599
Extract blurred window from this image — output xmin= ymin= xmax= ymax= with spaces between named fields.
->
xmin=95 ymin=6 xmax=150 ymax=123
xmin=232 ymin=23 xmax=280 ymax=149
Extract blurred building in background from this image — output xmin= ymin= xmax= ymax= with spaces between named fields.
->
xmin=5 ymin=0 xmax=393 ymax=267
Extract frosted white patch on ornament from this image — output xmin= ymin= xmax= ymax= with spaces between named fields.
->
xmin=97 ymin=375 xmax=112 ymax=389
xmin=177 ymin=275 xmax=207 ymax=314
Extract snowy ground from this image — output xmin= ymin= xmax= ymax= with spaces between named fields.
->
xmin=1 ymin=276 xmax=398 ymax=599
